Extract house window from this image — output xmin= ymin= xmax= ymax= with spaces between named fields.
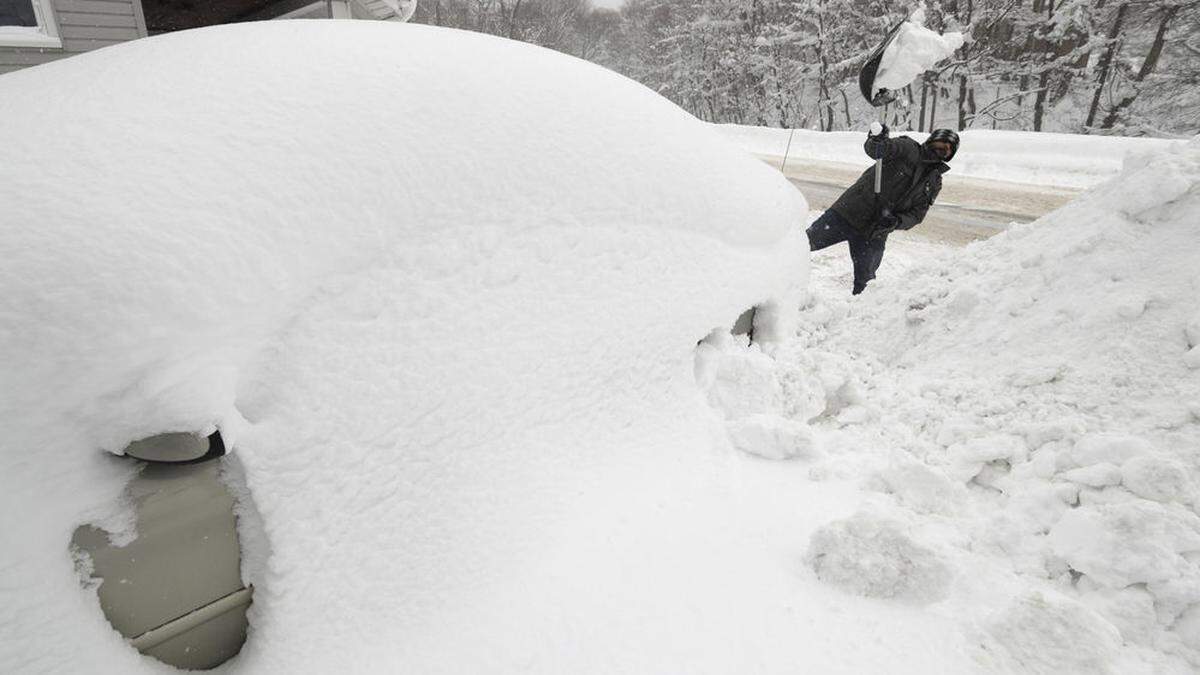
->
xmin=0 ymin=0 xmax=62 ymax=48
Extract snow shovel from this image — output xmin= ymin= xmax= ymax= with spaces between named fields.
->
xmin=858 ymin=13 xmax=910 ymax=198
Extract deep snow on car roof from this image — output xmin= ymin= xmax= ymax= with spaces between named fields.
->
xmin=0 ymin=20 xmax=809 ymax=674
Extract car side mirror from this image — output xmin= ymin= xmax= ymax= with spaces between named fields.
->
xmin=122 ymin=431 xmax=226 ymax=464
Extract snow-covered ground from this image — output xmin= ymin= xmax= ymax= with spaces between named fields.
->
xmin=3 ymin=17 xmax=1200 ymax=675
xmin=718 ymin=123 xmax=1189 ymax=190
xmin=733 ymin=135 xmax=1200 ymax=672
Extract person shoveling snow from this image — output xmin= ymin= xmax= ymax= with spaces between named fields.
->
xmin=806 ymin=124 xmax=958 ymax=294
xmin=811 ymin=5 xmax=965 ymax=295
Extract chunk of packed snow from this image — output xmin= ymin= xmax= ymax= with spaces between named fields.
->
xmin=986 ymin=592 xmax=1122 ymax=674
xmin=0 ymin=21 xmax=816 ymax=674
xmin=943 ymin=434 xmax=1026 ymax=483
xmin=972 ymin=461 xmax=1012 ymax=491
xmin=1059 ymin=463 xmax=1123 ymax=488
xmin=873 ymin=15 xmax=964 ymax=94
xmin=1053 ymin=481 xmax=1082 ymax=506
xmin=1122 ymin=456 xmax=1195 ymax=504
xmin=725 ymin=414 xmax=819 ymax=461
xmin=1080 ymin=585 xmax=1159 ymax=646
xmin=879 ymin=457 xmax=966 ymax=515
xmin=1071 ymin=434 xmax=1153 ymax=468
xmin=1020 ymin=420 xmax=1086 ymax=450
xmin=1004 ymin=482 xmax=1072 ymax=532
xmin=1021 ymin=445 xmax=1060 ymax=480
xmin=704 ymin=347 xmax=788 ymax=419
xmin=806 ymin=512 xmax=953 ymax=603
xmin=1047 ymin=502 xmax=1200 ymax=587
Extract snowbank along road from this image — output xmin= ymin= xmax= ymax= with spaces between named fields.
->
xmin=723 ymin=125 xmax=1184 ymax=246
xmin=703 ymin=136 xmax=1200 ymax=673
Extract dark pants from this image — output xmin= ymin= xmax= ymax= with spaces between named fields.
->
xmin=806 ymin=209 xmax=886 ymax=295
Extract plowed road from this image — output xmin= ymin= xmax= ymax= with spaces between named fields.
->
xmin=761 ymin=156 xmax=1082 ymax=246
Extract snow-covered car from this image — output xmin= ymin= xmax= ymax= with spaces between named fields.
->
xmin=0 ymin=20 xmax=806 ymax=673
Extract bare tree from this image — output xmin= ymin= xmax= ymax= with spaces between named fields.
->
xmin=407 ymin=0 xmax=1199 ymax=136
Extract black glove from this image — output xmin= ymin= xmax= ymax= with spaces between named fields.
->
xmin=873 ymin=209 xmax=899 ymax=239
xmin=869 ymin=122 xmax=890 ymax=138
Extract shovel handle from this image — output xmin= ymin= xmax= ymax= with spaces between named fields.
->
xmin=873 ymin=106 xmax=887 ymax=195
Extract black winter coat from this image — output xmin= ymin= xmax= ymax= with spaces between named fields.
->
xmin=830 ymin=135 xmax=949 ymax=236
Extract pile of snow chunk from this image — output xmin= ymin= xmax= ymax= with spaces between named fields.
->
xmin=697 ymin=331 xmax=826 ymax=461
xmin=787 ymin=136 xmax=1200 ymax=671
xmin=0 ymin=21 xmax=812 ymax=674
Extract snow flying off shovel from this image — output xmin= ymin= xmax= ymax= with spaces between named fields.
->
xmin=858 ymin=14 xmax=909 ymax=195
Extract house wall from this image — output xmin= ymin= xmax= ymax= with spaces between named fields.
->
xmin=0 ymin=0 xmax=147 ymax=75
